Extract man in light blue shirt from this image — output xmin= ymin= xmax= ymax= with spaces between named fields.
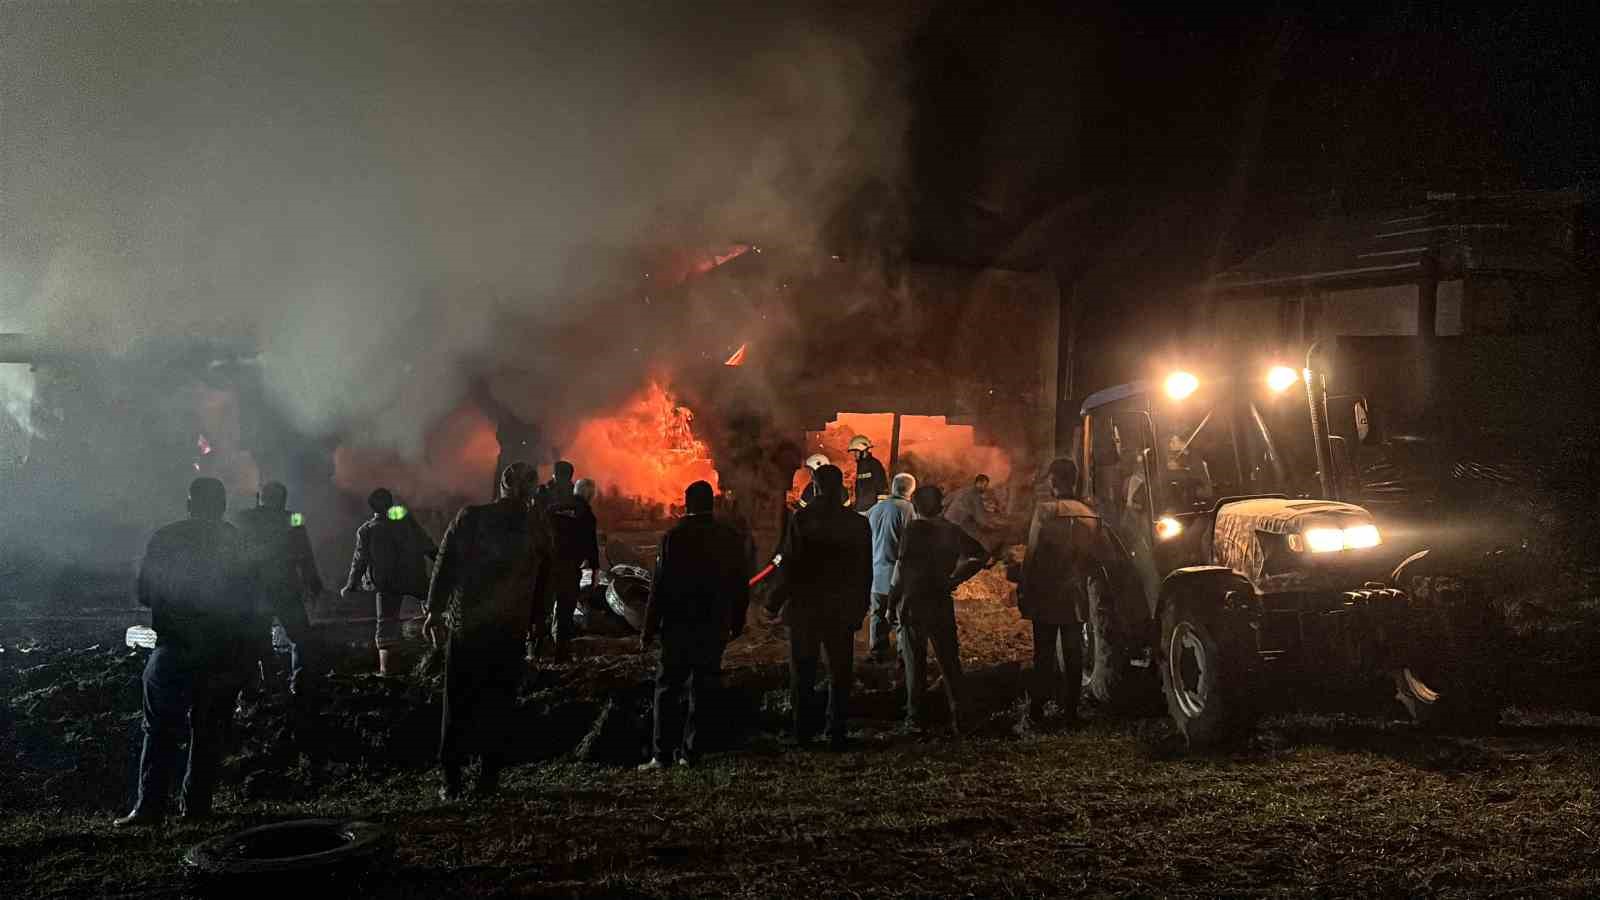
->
xmin=864 ymin=473 xmax=916 ymax=663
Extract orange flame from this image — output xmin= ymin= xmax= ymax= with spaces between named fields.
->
xmin=565 ymin=381 xmax=718 ymax=509
xmin=724 ymin=343 xmax=748 ymax=366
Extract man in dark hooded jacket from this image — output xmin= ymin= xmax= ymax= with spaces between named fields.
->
xmin=1019 ymin=457 xmax=1114 ymax=726
xmin=423 ymin=462 xmax=552 ymax=800
xmin=116 ymin=478 xmax=255 ymax=826
xmin=341 ymin=487 xmax=438 ymax=676
xmin=889 ymin=485 xmax=987 ymax=734
xmin=537 ymin=460 xmax=598 ymax=660
xmin=234 ymin=481 xmax=322 ymax=693
xmin=765 ymin=464 xmax=872 ymax=749
xmin=637 ymin=480 xmax=751 ymax=769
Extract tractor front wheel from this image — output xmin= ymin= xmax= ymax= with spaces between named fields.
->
xmin=1159 ymin=592 xmax=1255 ymax=749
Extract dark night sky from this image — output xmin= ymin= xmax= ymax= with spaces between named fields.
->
xmin=897 ymin=2 xmax=1598 ymax=268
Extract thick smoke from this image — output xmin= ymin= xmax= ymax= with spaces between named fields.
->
xmin=0 ymin=1 xmax=911 ymax=461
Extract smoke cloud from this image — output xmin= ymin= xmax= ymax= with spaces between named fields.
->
xmin=1 ymin=1 xmax=912 ymax=460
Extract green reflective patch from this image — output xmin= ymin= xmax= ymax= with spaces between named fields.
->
xmin=387 ymin=505 xmax=407 ymax=521
xmin=290 ymin=513 xmax=304 ymax=527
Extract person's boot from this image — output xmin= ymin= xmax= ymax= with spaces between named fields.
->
xmin=552 ymin=639 xmax=572 ymax=664
xmin=378 ymin=649 xmax=392 ymax=677
xmin=439 ymin=769 xmax=463 ymax=802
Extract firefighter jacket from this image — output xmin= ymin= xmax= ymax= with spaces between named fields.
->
xmin=889 ymin=516 xmax=987 ymax=624
xmin=137 ymin=518 xmax=255 ymax=656
xmin=343 ymin=513 xmax=438 ymax=598
xmin=1019 ymin=497 xmax=1116 ymax=625
xmin=641 ymin=513 xmax=751 ymax=640
xmin=233 ymin=506 xmax=322 ymax=609
xmin=852 ymin=453 xmax=888 ymax=512
xmin=766 ymin=498 xmax=872 ymax=629
xmin=866 ymin=496 xmax=914 ymax=595
xmin=425 ymin=497 xmax=552 ymax=635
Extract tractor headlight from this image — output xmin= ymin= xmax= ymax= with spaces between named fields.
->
xmin=1163 ymin=371 xmax=1199 ymax=401
xmin=1266 ymin=365 xmax=1299 ymax=394
xmin=1289 ymin=523 xmax=1382 ymax=553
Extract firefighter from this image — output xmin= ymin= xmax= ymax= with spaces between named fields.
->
xmin=865 ymin=472 xmax=916 ymax=663
xmin=340 ymin=487 xmax=438 ymax=676
xmin=637 ymin=480 xmax=750 ymax=769
xmin=795 ymin=452 xmax=831 ymax=509
xmin=848 ymin=435 xmax=888 ymax=512
xmin=1018 ymin=457 xmax=1114 ymax=727
xmin=423 ymin=462 xmax=551 ymax=800
xmin=890 ymin=485 xmax=987 ymax=734
xmin=233 ymin=481 xmax=323 ymax=694
xmin=116 ymin=478 xmax=255 ymax=826
xmin=764 ymin=464 xmax=872 ymax=750
xmin=538 ymin=460 xmax=599 ymax=661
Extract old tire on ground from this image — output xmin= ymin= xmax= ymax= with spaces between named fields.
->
xmin=1082 ymin=574 xmax=1158 ymax=714
xmin=184 ymin=818 xmax=390 ymax=885
xmin=1158 ymin=591 xmax=1256 ymax=749
xmin=605 ymin=565 xmax=652 ymax=632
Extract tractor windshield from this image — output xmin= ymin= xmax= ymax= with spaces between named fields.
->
xmin=1146 ymin=400 xmax=1243 ymax=513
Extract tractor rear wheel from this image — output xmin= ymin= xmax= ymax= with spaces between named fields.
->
xmin=1159 ymin=592 xmax=1256 ymax=749
xmin=1083 ymin=574 xmax=1158 ymax=714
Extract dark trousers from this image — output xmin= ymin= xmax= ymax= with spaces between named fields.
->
xmin=1029 ymin=620 xmax=1083 ymax=719
xmin=134 ymin=645 xmax=249 ymax=816
xmin=547 ymin=562 xmax=583 ymax=643
xmin=652 ymin=624 xmax=723 ymax=762
xmin=439 ymin=630 xmax=524 ymax=788
xmin=900 ymin=611 xmax=964 ymax=727
xmin=867 ymin=592 xmax=895 ymax=657
xmin=788 ymin=615 xmax=854 ymax=742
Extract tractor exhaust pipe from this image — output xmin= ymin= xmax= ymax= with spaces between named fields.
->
xmin=1303 ymin=340 xmax=1337 ymax=500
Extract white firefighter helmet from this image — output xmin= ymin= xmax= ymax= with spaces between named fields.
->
xmin=847 ymin=435 xmax=872 ymax=453
xmin=804 ymin=453 xmax=830 ymax=470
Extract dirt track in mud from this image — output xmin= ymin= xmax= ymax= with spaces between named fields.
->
xmin=3 ymin=568 xmax=1600 ymax=897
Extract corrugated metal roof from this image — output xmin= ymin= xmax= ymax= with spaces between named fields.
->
xmin=1210 ymin=190 xmax=1591 ymax=295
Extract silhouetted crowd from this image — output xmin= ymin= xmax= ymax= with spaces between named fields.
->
xmin=116 ymin=444 xmax=1106 ymax=823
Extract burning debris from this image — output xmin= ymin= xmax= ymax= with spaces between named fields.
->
xmin=565 ymin=381 xmax=718 ymax=514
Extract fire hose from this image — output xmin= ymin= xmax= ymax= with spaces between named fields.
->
xmin=748 ymin=553 xmax=782 ymax=587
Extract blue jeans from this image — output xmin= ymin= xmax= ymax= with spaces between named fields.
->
xmin=868 ymin=592 xmax=896 ymax=657
xmin=133 ymin=644 xmax=250 ymax=816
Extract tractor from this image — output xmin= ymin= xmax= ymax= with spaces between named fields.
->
xmin=1073 ymin=352 xmax=1500 ymax=747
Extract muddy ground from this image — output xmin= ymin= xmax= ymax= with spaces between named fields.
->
xmin=3 ymin=566 xmax=1600 ymax=898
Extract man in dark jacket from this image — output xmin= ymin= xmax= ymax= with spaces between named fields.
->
xmin=765 ymin=464 xmax=872 ymax=750
xmin=341 ymin=487 xmax=437 ymax=675
xmin=116 ymin=478 xmax=255 ymax=826
xmin=538 ymin=460 xmax=599 ymax=661
xmin=889 ymin=485 xmax=987 ymax=734
xmin=234 ymin=481 xmax=322 ymax=693
xmin=423 ymin=462 xmax=551 ymax=800
xmin=1019 ymin=457 xmax=1113 ymax=726
xmin=637 ymin=480 xmax=751 ymax=769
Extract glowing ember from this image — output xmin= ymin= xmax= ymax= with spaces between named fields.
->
xmin=724 ymin=343 xmax=748 ymax=366
xmin=564 ymin=381 xmax=718 ymax=509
